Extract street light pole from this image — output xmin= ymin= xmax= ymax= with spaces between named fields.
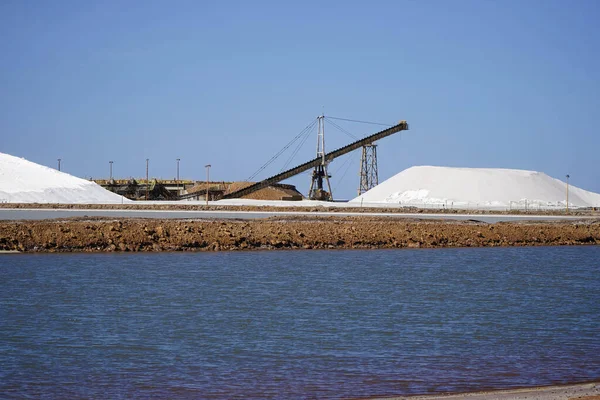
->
xmin=176 ymin=158 xmax=181 ymax=195
xmin=57 ymin=158 xmax=61 ymax=171
xmin=109 ymin=161 xmax=113 ymax=181
xmin=205 ymin=164 xmax=211 ymax=206
xmin=146 ymin=158 xmax=149 ymax=201
xmin=566 ymin=174 xmax=570 ymax=213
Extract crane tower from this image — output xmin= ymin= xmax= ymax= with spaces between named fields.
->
xmin=308 ymin=115 xmax=333 ymax=201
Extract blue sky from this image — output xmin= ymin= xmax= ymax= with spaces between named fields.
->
xmin=1 ymin=0 xmax=599 ymax=199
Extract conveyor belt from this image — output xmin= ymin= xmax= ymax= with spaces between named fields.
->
xmin=222 ymin=120 xmax=408 ymax=199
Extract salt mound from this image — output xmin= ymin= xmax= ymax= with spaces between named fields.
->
xmin=0 ymin=152 xmax=130 ymax=204
xmin=351 ymin=166 xmax=600 ymax=209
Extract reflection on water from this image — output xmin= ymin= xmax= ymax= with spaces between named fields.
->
xmin=1 ymin=247 xmax=599 ymax=399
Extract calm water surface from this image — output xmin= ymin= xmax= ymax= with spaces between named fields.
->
xmin=1 ymin=247 xmax=599 ymax=399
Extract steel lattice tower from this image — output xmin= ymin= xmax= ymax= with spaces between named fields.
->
xmin=308 ymin=115 xmax=333 ymax=201
xmin=358 ymin=144 xmax=378 ymax=195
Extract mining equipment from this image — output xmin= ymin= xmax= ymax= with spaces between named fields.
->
xmin=223 ymin=118 xmax=409 ymax=201
xmin=95 ymin=178 xmax=304 ymax=201
xmin=95 ymin=178 xmax=195 ymax=200
xmin=358 ymin=144 xmax=378 ymax=196
xmin=308 ymin=115 xmax=333 ymax=201
xmin=94 ymin=117 xmax=408 ymax=201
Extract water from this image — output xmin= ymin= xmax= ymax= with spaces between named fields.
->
xmin=1 ymin=247 xmax=599 ymax=399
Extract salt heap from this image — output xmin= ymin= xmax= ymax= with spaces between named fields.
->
xmin=0 ymin=152 xmax=130 ymax=204
xmin=351 ymin=166 xmax=600 ymax=210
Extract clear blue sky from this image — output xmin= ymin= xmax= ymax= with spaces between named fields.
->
xmin=1 ymin=0 xmax=599 ymax=199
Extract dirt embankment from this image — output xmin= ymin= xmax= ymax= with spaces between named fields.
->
xmin=1 ymin=202 xmax=598 ymax=217
xmin=1 ymin=217 xmax=599 ymax=253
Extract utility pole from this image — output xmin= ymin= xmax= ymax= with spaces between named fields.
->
xmin=205 ymin=164 xmax=211 ymax=206
xmin=176 ymin=158 xmax=181 ymax=195
xmin=57 ymin=158 xmax=61 ymax=171
xmin=146 ymin=158 xmax=149 ymax=201
xmin=109 ymin=161 xmax=113 ymax=181
xmin=566 ymin=174 xmax=570 ymax=213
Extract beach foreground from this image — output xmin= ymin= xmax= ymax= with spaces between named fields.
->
xmin=376 ymin=381 xmax=600 ymax=400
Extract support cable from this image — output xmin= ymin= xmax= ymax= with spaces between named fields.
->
xmin=326 ymin=116 xmax=393 ymax=127
xmin=330 ymin=153 xmax=353 ymax=176
xmin=331 ymin=154 xmax=356 ymax=195
xmin=246 ymin=118 xmax=318 ymax=181
xmin=280 ymin=122 xmax=316 ymax=172
xmin=324 ymin=118 xmax=358 ymax=140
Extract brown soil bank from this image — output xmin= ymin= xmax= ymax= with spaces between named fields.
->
xmin=1 ymin=217 xmax=599 ymax=253
xmin=1 ymin=203 xmax=599 ymax=217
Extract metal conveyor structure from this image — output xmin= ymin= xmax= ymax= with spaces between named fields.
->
xmin=222 ymin=120 xmax=409 ymax=199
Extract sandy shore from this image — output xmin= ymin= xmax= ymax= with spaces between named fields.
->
xmin=372 ymin=381 xmax=600 ymax=400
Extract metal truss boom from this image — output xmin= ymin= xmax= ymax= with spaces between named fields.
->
xmin=222 ymin=120 xmax=409 ymax=199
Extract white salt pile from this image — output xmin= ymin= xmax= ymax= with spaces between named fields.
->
xmin=0 ymin=152 xmax=130 ymax=204
xmin=351 ymin=166 xmax=600 ymax=210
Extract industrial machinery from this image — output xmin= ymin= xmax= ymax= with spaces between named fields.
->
xmin=358 ymin=144 xmax=378 ymax=196
xmin=95 ymin=178 xmax=195 ymax=200
xmin=94 ymin=117 xmax=408 ymax=202
xmin=223 ymin=119 xmax=409 ymax=200
xmin=308 ymin=115 xmax=333 ymax=201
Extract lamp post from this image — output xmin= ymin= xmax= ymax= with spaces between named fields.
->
xmin=566 ymin=174 xmax=570 ymax=213
xmin=205 ymin=164 xmax=211 ymax=206
xmin=176 ymin=158 xmax=181 ymax=195
xmin=57 ymin=158 xmax=61 ymax=171
xmin=146 ymin=158 xmax=149 ymax=201
xmin=109 ymin=161 xmax=113 ymax=181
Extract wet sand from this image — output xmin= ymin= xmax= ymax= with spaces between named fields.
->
xmin=375 ymin=381 xmax=600 ymax=399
